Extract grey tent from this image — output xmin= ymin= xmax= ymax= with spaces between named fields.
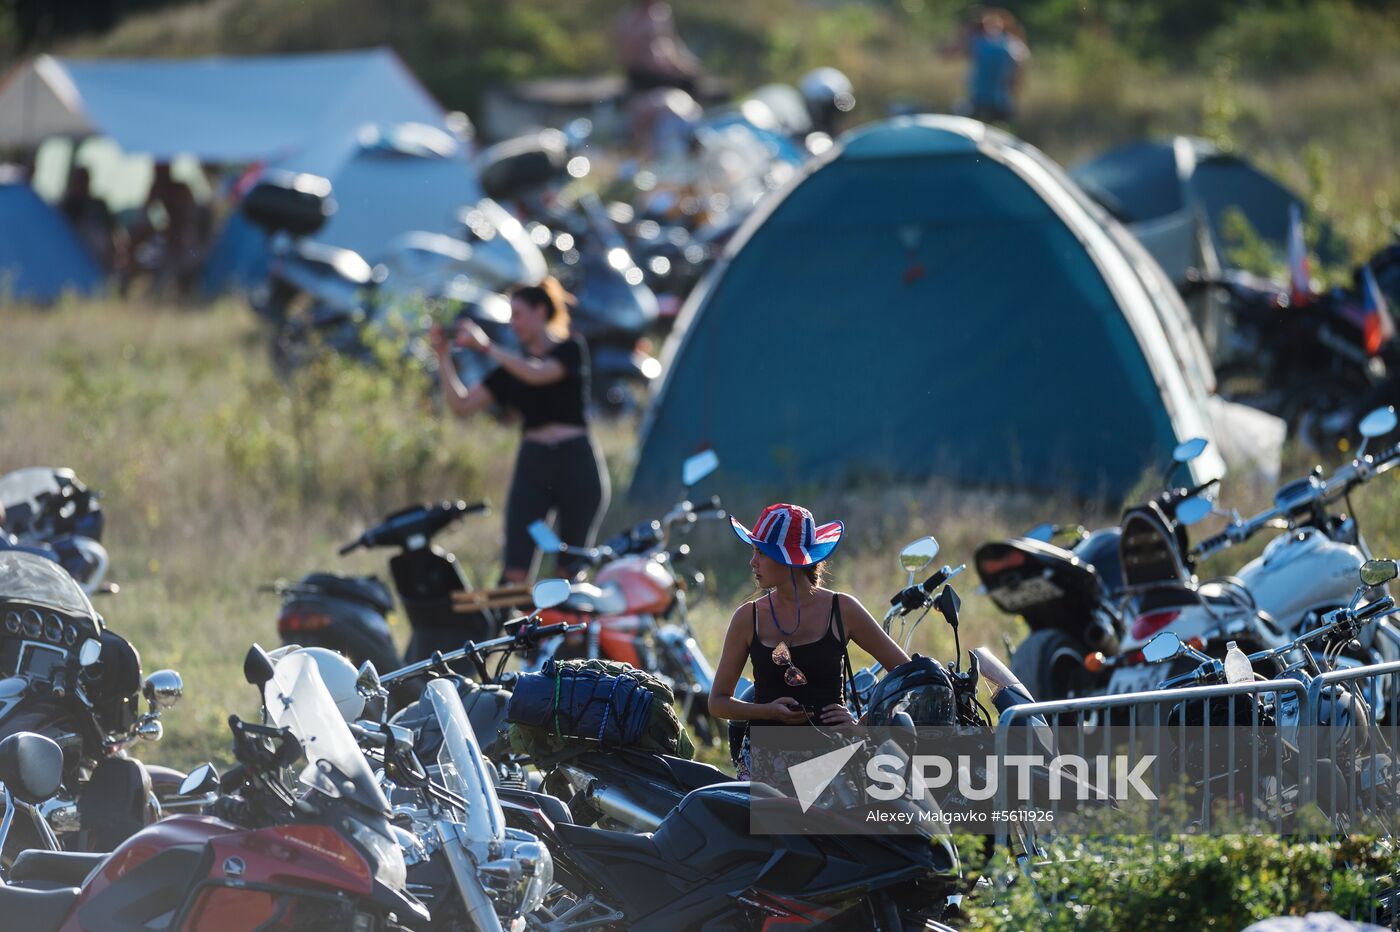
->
xmin=630 ymin=116 xmax=1283 ymax=502
xmin=1070 ymin=137 xmax=1343 ymax=286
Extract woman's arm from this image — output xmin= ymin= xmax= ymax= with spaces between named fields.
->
xmin=433 ymin=330 xmax=496 ymax=418
xmin=840 ymin=593 xmax=911 ymax=672
xmin=485 ymin=343 xmax=566 ymax=387
xmin=709 ymin=605 xmax=807 ymax=724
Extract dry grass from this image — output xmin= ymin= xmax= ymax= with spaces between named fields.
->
xmin=14 ymin=298 xmax=1400 ymax=773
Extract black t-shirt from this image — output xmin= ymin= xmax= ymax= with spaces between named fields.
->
xmin=482 ymin=337 xmax=590 ymax=430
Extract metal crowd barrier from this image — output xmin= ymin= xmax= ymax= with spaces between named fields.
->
xmin=1303 ymin=659 xmax=1400 ymax=834
xmin=992 ymin=678 xmax=1313 ymax=853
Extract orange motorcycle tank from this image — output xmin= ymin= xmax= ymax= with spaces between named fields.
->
xmin=597 ymin=556 xmax=675 ymax=616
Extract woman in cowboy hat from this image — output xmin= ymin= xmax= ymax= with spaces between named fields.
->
xmin=710 ymin=503 xmax=910 ymax=778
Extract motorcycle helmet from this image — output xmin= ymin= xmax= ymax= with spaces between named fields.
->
xmin=865 ymin=655 xmax=956 ymax=727
xmin=797 ymin=67 xmax=856 ymax=133
xmin=290 ymin=647 xmax=366 ymax=723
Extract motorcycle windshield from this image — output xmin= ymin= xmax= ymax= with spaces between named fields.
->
xmin=0 ymin=550 xmax=94 ymax=617
xmin=425 ymin=678 xmax=505 ymax=845
xmin=265 ymin=652 xmax=389 ymax=816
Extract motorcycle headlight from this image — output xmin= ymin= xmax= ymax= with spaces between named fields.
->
xmin=487 ymin=831 xmax=554 ymax=918
xmin=349 ymin=818 xmax=408 ymax=892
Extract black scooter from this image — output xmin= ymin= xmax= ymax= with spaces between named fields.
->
xmin=271 ymin=499 xmax=493 ymax=674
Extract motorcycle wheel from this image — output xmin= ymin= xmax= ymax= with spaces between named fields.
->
xmin=1010 ymin=629 xmax=1095 ymax=704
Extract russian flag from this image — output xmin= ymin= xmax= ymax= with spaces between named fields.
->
xmin=1288 ymin=203 xmax=1313 ymax=307
xmin=1361 ymin=263 xmax=1396 ymax=357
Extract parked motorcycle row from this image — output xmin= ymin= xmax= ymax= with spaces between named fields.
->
xmin=235 ymin=70 xmax=849 ymax=421
xmin=0 ymin=450 xmax=992 ymax=929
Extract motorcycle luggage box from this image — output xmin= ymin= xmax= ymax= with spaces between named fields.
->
xmin=241 ymin=171 xmax=335 ymax=237
xmin=975 ymin=538 xmax=1104 ymax=630
xmin=476 ymin=133 xmax=568 ymax=202
xmin=300 ymin=573 xmax=395 ymax=615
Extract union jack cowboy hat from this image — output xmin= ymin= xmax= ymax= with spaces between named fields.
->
xmin=730 ymin=503 xmax=843 ymax=567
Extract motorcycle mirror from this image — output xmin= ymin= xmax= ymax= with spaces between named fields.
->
xmin=143 ymin=669 xmax=184 ymax=711
xmin=1024 ymin=523 xmax=1055 ymax=543
xmin=178 ymin=762 xmax=219 ymax=796
xmin=528 ymin=520 xmax=564 ymax=553
xmin=243 ymin=644 xmax=276 ymax=688
xmin=681 ymin=449 xmax=719 ymax=488
xmin=1359 ymin=407 xmax=1397 ymax=440
xmin=78 ymin=638 xmax=102 ymax=667
xmin=356 ymin=660 xmax=383 ymax=696
xmin=1143 ymin=632 xmax=1183 ymax=665
xmin=898 ymin=537 xmax=940 ymax=579
xmin=531 ymin=578 xmax=572 ymax=610
xmin=1173 ymin=438 xmax=1208 ymax=464
xmin=1176 ymin=497 xmax=1213 ymax=528
xmin=1360 ymin=559 xmax=1398 ymax=588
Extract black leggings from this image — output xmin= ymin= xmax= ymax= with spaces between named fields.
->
xmin=503 ymin=435 xmax=610 ymax=578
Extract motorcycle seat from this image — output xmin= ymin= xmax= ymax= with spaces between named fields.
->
xmin=299 ymin=573 xmax=395 ymax=615
xmin=648 ymin=753 xmax=731 ymax=794
xmin=10 ymin=850 xmax=107 ymax=887
xmin=0 ymin=884 xmax=79 ymax=932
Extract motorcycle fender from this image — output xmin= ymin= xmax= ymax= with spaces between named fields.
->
xmin=656 ymin=626 xmax=715 ymax=692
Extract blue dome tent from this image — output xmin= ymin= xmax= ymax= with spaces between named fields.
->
xmin=0 ymin=178 xmax=103 ymax=304
xmin=630 ymin=116 xmax=1283 ymax=501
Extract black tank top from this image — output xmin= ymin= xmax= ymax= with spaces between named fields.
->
xmin=749 ymin=594 xmax=848 ymax=716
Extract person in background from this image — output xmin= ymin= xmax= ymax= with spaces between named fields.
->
xmin=615 ymin=0 xmax=705 ymax=96
xmin=430 ymin=278 xmax=611 ymax=590
xmin=59 ymin=165 xmax=120 ymax=274
xmin=947 ymin=8 xmax=1029 ymax=124
xmin=131 ymin=162 xmax=204 ymax=298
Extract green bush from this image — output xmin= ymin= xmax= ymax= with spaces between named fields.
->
xmin=963 ymin=835 xmax=1400 ymax=930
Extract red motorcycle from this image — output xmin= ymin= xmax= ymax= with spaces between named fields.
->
xmin=527 ymin=450 xmax=726 ymax=742
xmin=0 ymin=647 xmax=427 ymax=931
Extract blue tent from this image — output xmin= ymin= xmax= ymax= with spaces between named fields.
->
xmin=631 ymin=116 xmax=1282 ymax=502
xmin=1070 ymin=137 xmax=1345 ymax=284
xmin=203 ymin=123 xmax=485 ymax=292
xmin=0 ymin=179 xmax=103 ymax=304
xmin=0 ymin=49 xmax=445 ymax=161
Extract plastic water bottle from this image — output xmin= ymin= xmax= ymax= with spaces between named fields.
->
xmin=1223 ymin=641 xmax=1253 ymax=685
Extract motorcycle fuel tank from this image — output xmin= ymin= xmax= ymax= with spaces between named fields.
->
xmin=1239 ymin=528 xmax=1368 ymax=627
xmin=596 ymin=556 xmax=675 ymax=616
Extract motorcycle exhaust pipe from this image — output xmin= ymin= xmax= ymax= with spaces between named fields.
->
xmin=587 ymin=784 xmax=663 ymax=832
xmin=1084 ymin=617 xmax=1119 ymax=656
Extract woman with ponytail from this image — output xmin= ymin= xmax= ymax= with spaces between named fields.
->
xmin=431 ymin=277 xmax=610 ymax=585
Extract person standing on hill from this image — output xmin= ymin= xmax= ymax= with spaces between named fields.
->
xmin=430 ymin=278 xmax=610 ymax=589
xmin=948 ymin=8 xmax=1030 ymax=124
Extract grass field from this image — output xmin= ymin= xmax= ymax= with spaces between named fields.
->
xmin=9 ymin=297 xmax=1400 ymax=774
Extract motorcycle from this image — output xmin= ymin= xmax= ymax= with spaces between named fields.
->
xmin=1183 ymin=266 xmax=1393 ymax=444
xmin=272 ymin=498 xmax=493 ymax=674
xmin=0 ymin=468 xmax=112 ymax=596
xmin=1099 ymin=405 xmax=1400 ymax=698
xmin=525 ymin=448 xmax=725 ymax=743
xmin=0 ymin=550 xmax=184 ymax=856
xmin=239 ymin=170 xmax=521 ymax=382
xmin=976 ymin=437 xmax=1215 ymax=702
xmin=0 ymin=647 xmax=429 ymax=931
xmin=474 ymin=125 xmax=663 ymax=415
xmin=1139 ymin=559 xmax=1400 ymax=832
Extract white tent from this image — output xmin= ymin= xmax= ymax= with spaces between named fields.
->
xmin=0 ymin=48 xmax=445 ymax=162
